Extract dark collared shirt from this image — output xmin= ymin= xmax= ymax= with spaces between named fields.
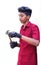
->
xmin=17 ymin=21 xmax=40 ymax=65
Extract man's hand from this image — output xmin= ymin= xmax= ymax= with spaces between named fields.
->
xmin=6 ymin=30 xmax=22 ymax=38
xmin=10 ymin=41 xmax=18 ymax=48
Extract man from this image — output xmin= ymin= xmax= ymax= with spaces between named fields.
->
xmin=6 ymin=6 xmax=40 ymax=65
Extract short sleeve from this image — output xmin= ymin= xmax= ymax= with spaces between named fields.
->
xmin=32 ymin=25 xmax=40 ymax=41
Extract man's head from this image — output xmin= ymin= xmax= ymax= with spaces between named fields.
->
xmin=18 ymin=6 xmax=32 ymax=24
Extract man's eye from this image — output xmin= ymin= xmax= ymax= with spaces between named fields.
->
xmin=20 ymin=15 xmax=24 ymax=17
xmin=21 ymin=16 xmax=23 ymax=17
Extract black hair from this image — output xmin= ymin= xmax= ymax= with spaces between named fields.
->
xmin=18 ymin=6 xmax=32 ymax=16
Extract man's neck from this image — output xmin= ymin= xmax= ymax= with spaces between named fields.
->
xmin=23 ymin=20 xmax=29 ymax=29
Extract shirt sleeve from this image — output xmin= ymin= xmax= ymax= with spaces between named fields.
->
xmin=32 ymin=25 xmax=40 ymax=41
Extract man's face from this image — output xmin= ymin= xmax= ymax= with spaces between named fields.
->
xmin=18 ymin=12 xmax=28 ymax=24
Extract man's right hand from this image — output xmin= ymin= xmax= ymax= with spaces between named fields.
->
xmin=10 ymin=41 xmax=18 ymax=48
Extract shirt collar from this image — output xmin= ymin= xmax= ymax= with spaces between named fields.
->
xmin=22 ymin=21 xmax=31 ymax=29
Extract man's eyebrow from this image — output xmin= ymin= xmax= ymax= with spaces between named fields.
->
xmin=19 ymin=13 xmax=24 ymax=15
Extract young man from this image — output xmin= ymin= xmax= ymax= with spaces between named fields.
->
xmin=6 ymin=6 xmax=40 ymax=65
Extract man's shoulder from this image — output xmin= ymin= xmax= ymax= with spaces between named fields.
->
xmin=30 ymin=22 xmax=39 ymax=28
xmin=30 ymin=22 xmax=39 ymax=31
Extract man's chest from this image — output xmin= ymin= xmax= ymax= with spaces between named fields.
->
xmin=20 ymin=27 xmax=32 ymax=37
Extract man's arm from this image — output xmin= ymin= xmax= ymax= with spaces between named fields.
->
xmin=6 ymin=31 xmax=40 ymax=47
xmin=6 ymin=25 xmax=40 ymax=47
xmin=21 ymin=35 xmax=40 ymax=46
xmin=21 ymin=25 xmax=40 ymax=46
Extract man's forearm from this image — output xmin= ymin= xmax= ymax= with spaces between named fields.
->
xmin=21 ymin=35 xmax=39 ymax=46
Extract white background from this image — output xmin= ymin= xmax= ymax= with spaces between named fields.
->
xmin=0 ymin=0 xmax=41 ymax=65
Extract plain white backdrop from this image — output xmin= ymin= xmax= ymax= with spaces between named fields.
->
xmin=0 ymin=0 xmax=41 ymax=65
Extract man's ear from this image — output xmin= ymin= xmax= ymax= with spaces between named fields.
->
xmin=27 ymin=15 xmax=30 ymax=19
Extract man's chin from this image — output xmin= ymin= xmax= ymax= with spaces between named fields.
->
xmin=20 ymin=21 xmax=26 ymax=24
xmin=21 ymin=21 xmax=24 ymax=24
